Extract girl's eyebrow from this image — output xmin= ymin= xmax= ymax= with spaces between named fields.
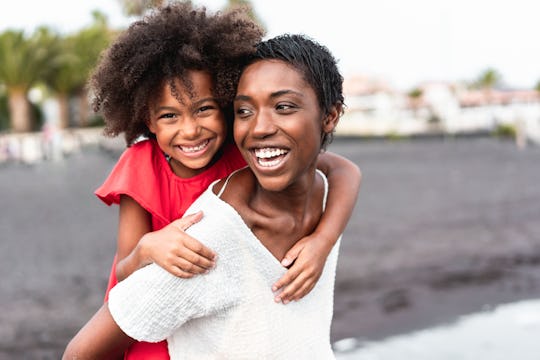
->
xmin=153 ymin=97 xmax=218 ymax=112
xmin=153 ymin=105 xmax=178 ymax=113
xmin=192 ymin=97 xmax=218 ymax=106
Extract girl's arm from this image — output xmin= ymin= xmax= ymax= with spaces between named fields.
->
xmin=272 ymin=151 xmax=361 ymax=303
xmin=63 ymin=304 xmax=134 ymax=360
xmin=115 ymin=195 xmax=215 ymax=282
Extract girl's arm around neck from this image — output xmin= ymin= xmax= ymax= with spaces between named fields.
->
xmin=313 ymin=151 xmax=362 ymax=246
xmin=272 ymin=151 xmax=361 ymax=303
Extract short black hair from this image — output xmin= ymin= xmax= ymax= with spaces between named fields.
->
xmin=251 ymin=34 xmax=344 ymax=148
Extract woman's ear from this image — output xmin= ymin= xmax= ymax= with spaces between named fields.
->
xmin=322 ymin=104 xmax=341 ymax=133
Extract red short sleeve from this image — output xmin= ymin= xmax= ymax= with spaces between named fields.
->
xmin=95 ymin=139 xmax=169 ymax=226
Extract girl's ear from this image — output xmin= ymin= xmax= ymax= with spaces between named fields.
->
xmin=146 ymin=118 xmax=156 ymax=134
xmin=322 ymin=104 xmax=341 ymax=133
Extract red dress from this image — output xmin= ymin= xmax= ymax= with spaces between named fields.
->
xmin=95 ymin=138 xmax=246 ymax=360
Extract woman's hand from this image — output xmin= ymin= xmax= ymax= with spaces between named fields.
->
xmin=138 ymin=211 xmax=217 ymax=278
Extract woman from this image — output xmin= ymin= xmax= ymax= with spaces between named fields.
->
xmin=63 ymin=33 xmax=360 ymax=359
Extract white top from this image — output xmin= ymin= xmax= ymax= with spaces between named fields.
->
xmin=109 ymin=170 xmax=341 ymax=359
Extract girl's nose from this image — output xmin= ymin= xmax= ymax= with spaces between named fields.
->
xmin=180 ymin=118 xmax=201 ymax=139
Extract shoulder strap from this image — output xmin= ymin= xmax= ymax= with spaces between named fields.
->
xmin=315 ymin=169 xmax=329 ymax=211
xmin=216 ymin=166 xmax=247 ymax=198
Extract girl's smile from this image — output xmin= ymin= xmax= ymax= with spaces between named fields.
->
xmin=148 ymin=71 xmax=227 ymax=178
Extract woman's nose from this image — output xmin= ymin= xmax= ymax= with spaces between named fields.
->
xmin=251 ymin=110 xmax=277 ymax=138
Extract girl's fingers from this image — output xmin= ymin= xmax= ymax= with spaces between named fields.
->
xmin=183 ymin=237 xmax=217 ymax=262
xmin=170 ymin=211 xmax=204 ymax=231
xmin=172 ymin=257 xmax=209 ymax=275
xmin=176 ymin=247 xmax=216 ymax=271
xmin=168 ymin=265 xmax=195 ymax=279
xmin=274 ymin=271 xmax=305 ymax=304
xmin=272 ymin=267 xmax=300 ymax=293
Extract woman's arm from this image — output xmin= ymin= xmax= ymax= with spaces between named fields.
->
xmin=63 ymin=304 xmax=135 ymax=360
xmin=272 ymin=151 xmax=361 ymax=303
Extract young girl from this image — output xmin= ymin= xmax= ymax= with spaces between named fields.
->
xmin=90 ymin=3 xmax=360 ymax=359
xmin=64 ymin=33 xmax=358 ymax=360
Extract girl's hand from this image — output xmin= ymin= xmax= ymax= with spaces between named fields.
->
xmin=271 ymin=234 xmax=331 ymax=304
xmin=139 ymin=211 xmax=217 ymax=278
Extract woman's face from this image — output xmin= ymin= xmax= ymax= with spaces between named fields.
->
xmin=234 ymin=59 xmax=329 ymax=191
xmin=147 ymin=70 xmax=227 ymax=178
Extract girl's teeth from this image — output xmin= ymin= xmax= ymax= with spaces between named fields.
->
xmin=181 ymin=140 xmax=209 ymax=152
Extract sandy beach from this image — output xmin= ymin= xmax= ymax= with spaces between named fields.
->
xmin=1 ymin=136 xmax=539 ymax=359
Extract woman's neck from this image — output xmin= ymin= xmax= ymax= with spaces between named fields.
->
xmin=222 ymin=168 xmax=324 ymax=261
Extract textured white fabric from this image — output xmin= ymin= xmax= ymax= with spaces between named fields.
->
xmin=109 ymin=170 xmax=340 ymax=359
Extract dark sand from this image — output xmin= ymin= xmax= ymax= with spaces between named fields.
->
xmin=1 ymin=136 xmax=539 ymax=359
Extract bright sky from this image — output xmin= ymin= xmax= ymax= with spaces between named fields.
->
xmin=1 ymin=0 xmax=539 ymax=90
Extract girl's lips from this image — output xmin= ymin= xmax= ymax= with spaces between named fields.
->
xmin=178 ymin=139 xmax=210 ymax=153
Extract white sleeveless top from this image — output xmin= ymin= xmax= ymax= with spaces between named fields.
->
xmin=109 ymin=169 xmax=341 ymax=359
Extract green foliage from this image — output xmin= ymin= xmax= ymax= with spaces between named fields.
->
xmin=45 ymin=11 xmax=113 ymax=95
xmin=0 ymin=90 xmax=8 ymax=131
xmin=30 ymin=101 xmax=44 ymax=131
xmin=492 ymin=123 xmax=516 ymax=139
xmin=535 ymin=80 xmax=540 ymax=93
xmin=0 ymin=28 xmax=62 ymax=90
xmin=472 ymin=68 xmax=502 ymax=90
xmin=407 ymin=88 xmax=423 ymax=99
xmin=86 ymin=114 xmax=105 ymax=127
xmin=118 ymin=0 xmax=164 ymax=16
xmin=0 ymin=12 xmax=115 ymax=131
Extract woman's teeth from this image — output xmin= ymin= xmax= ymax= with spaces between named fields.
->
xmin=254 ymin=148 xmax=288 ymax=167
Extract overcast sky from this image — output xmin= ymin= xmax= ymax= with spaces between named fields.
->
xmin=1 ymin=0 xmax=539 ymax=90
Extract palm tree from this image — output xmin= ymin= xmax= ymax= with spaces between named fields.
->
xmin=0 ymin=28 xmax=61 ymax=132
xmin=474 ymin=68 xmax=502 ymax=90
xmin=407 ymin=87 xmax=423 ymax=117
xmin=44 ymin=11 xmax=114 ymax=128
xmin=471 ymin=68 xmax=503 ymax=106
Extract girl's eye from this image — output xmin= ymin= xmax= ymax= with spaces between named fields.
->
xmin=158 ymin=113 xmax=176 ymax=119
xmin=197 ymin=105 xmax=214 ymax=113
xmin=157 ymin=113 xmax=178 ymax=124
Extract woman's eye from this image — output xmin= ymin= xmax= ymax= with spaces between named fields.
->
xmin=235 ymin=107 xmax=252 ymax=118
xmin=276 ymin=103 xmax=296 ymax=112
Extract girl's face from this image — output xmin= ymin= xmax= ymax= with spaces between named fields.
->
xmin=148 ymin=71 xmax=227 ymax=178
xmin=234 ymin=59 xmax=337 ymax=192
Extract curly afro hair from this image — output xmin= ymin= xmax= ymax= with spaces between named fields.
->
xmin=89 ymin=2 xmax=264 ymax=145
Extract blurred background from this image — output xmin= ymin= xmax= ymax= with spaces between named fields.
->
xmin=1 ymin=1 xmax=539 ymax=359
